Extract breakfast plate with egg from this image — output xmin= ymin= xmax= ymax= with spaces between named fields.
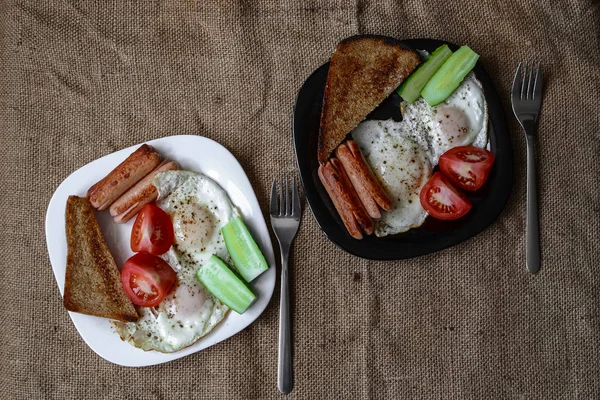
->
xmin=294 ymin=37 xmax=513 ymax=259
xmin=46 ymin=135 xmax=275 ymax=366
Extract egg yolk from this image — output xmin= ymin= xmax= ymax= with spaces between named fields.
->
xmin=434 ymin=107 xmax=471 ymax=144
xmin=172 ymin=202 xmax=214 ymax=251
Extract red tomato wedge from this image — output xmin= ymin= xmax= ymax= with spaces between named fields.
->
xmin=439 ymin=146 xmax=495 ymax=191
xmin=121 ymin=253 xmax=177 ymax=307
xmin=420 ymin=172 xmax=472 ymax=220
xmin=131 ymin=203 xmax=174 ymax=255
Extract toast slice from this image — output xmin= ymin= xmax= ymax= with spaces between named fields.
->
xmin=318 ymin=35 xmax=421 ymax=164
xmin=63 ymin=196 xmax=138 ymax=322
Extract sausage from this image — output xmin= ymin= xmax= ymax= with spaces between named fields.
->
xmin=318 ymin=163 xmax=362 ymax=239
xmin=343 ymin=140 xmax=393 ymax=211
xmin=109 ymin=159 xmax=178 ymax=217
xmin=335 ymin=143 xmax=381 ymax=219
xmin=110 ymin=160 xmax=179 ymax=223
xmin=87 ymin=144 xmax=161 ymax=211
xmin=318 ymin=158 xmax=374 ymax=239
xmin=331 ymin=158 xmax=373 ymax=235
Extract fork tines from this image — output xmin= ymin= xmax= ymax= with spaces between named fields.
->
xmin=270 ymin=177 xmax=301 ymax=218
xmin=512 ymin=61 xmax=543 ymax=101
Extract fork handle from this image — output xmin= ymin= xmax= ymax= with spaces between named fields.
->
xmin=278 ymin=249 xmax=293 ymax=394
xmin=526 ymin=135 xmax=541 ymax=274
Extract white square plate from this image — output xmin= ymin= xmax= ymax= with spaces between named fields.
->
xmin=45 ymin=135 xmax=275 ymax=367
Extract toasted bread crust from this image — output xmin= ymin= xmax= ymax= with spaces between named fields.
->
xmin=63 ymin=196 xmax=138 ymax=322
xmin=318 ymin=35 xmax=420 ymax=164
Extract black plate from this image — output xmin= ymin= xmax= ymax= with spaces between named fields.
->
xmin=293 ymin=37 xmax=513 ymax=260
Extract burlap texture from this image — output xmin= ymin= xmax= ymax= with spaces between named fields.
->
xmin=1 ymin=1 xmax=599 ymax=399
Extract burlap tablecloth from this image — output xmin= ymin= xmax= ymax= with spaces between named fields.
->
xmin=2 ymin=1 xmax=599 ymax=399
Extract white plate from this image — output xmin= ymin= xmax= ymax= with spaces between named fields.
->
xmin=45 ymin=135 xmax=276 ymax=367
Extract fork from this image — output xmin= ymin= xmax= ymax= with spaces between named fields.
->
xmin=270 ymin=177 xmax=301 ymax=394
xmin=511 ymin=61 xmax=544 ymax=274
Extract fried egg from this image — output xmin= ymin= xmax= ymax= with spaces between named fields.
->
xmin=350 ymin=73 xmax=488 ymax=236
xmin=353 ymin=120 xmax=432 ymax=236
xmin=400 ymin=72 xmax=488 ymax=164
xmin=112 ymin=171 xmax=234 ymax=353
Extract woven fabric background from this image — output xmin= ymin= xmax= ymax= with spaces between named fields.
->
xmin=1 ymin=0 xmax=599 ymax=399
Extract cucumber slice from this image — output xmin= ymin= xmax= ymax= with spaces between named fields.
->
xmin=397 ymin=45 xmax=453 ymax=103
xmin=222 ymin=217 xmax=269 ymax=282
xmin=197 ymin=255 xmax=256 ymax=314
xmin=421 ymin=46 xmax=480 ymax=106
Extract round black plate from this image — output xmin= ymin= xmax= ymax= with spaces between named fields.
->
xmin=293 ymin=37 xmax=513 ymax=260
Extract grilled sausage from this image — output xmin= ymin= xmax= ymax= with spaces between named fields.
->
xmin=318 ymin=158 xmax=374 ymax=239
xmin=318 ymin=163 xmax=363 ymax=239
xmin=110 ymin=160 xmax=179 ymax=223
xmin=330 ymin=158 xmax=373 ymax=235
xmin=335 ymin=143 xmax=380 ymax=218
xmin=87 ymin=144 xmax=161 ymax=211
xmin=341 ymin=140 xmax=393 ymax=211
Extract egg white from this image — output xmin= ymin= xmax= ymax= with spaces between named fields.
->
xmin=349 ymin=73 xmax=489 ymax=237
xmin=400 ymin=72 xmax=488 ymax=164
xmin=353 ymin=120 xmax=432 ymax=236
xmin=112 ymin=171 xmax=236 ymax=353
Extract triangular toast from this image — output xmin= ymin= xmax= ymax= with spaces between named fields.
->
xmin=318 ymin=35 xmax=420 ymax=164
xmin=63 ymin=196 xmax=138 ymax=322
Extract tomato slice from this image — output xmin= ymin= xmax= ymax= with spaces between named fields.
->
xmin=121 ymin=253 xmax=177 ymax=307
xmin=439 ymin=146 xmax=495 ymax=191
xmin=131 ymin=203 xmax=174 ymax=255
xmin=420 ymin=172 xmax=472 ymax=220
